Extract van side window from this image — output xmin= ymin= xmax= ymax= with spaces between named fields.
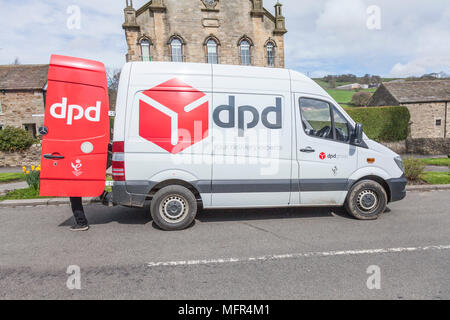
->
xmin=333 ymin=106 xmax=351 ymax=142
xmin=299 ymin=98 xmax=333 ymax=140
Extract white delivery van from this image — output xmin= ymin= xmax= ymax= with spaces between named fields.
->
xmin=110 ymin=62 xmax=406 ymax=231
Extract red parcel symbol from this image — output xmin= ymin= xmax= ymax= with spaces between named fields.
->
xmin=138 ymin=78 xmax=209 ymax=154
xmin=319 ymin=152 xmax=327 ymax=160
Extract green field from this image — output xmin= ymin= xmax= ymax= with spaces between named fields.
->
xmin=313 ymin=79 xmax=376 ymax=105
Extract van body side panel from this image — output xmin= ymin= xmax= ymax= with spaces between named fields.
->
xmin=210 ymin=65 xmax=292 ymax=208
xmin=122 ymin=63 xmax=213 ymax=207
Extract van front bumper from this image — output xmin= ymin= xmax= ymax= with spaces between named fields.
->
xmin=387 ymin=174 xmax=407 ymax=202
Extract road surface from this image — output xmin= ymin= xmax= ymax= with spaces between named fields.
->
xmin=0 ymin=190 xmax=449 ymax=299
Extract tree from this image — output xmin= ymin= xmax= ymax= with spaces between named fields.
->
xmin=329 ymin=78 xmax=337 ymax=88
xmin=351 ymin=92 xmax=372 ymax=106
xmin=106 ymin=68 xmax=121 ymax=111
xmin=11 ymin=57 xmax=20 ymax=65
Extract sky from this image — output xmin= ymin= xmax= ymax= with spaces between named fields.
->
xmin=0 ymin=0 xmax=449 ymax=78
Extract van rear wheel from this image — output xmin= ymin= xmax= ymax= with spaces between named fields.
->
xmin=150 ymin=185 xmax=197 ymax=231
xmin=345 ymin=180 xmax=387 ymax=220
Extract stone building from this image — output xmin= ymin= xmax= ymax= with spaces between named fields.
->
xmin=123 ymin=0 xmax=287 ymax=68
xmin=368 ymin=80 xmax=450 ymax=139
xmin=0 ymin=64 xmax=48 ymax=137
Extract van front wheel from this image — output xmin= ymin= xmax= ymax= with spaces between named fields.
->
xmin=345 ymin=180 xmax=387 ymax=220
xmin=150 ymin=185 xmax=198 ymax=231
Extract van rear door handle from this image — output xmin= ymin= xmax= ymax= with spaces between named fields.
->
xmin=43 ymin=154 xmax=65 ymax=160
xmin=300 ymin=147 xmax=315 ymax=153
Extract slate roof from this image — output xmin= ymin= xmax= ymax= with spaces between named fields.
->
xmin=376 ymin=80 xmax=450 ymax=104
xmin=0 ymin=64 xmax=49 ymax=91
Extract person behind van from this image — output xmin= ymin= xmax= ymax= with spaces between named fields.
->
xmin=70 ymin=197 xmax=89 ymax=231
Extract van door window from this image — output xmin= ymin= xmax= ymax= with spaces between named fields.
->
xmin=299 ymin=98 xmax=333 ymax=140
xmin=332 ymin=106 xmax=351 ymax=143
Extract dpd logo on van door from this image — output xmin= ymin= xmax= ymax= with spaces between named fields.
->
xmin=138 ymin=78 xmax=210 ymax=154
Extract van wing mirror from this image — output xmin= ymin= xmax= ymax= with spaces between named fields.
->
xmin=352 ymin=123 xmax=364 ymax=145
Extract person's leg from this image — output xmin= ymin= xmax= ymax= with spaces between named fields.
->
xmin=70 ymin=197 xmax=89 ymax=229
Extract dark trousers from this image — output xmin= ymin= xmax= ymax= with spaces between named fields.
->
xmin=70 ymin=197 xmax=88 ymax=226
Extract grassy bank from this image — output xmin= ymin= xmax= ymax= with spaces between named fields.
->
xmin=420 ymin=158 xmax=450 ymax=167
xmin=0 ymin=173 xmax=25 ymax=183
xmin=421 ymin=172 xmax=450 ymax=185
xmin=0 ymin=187 xmax=52 ymax=201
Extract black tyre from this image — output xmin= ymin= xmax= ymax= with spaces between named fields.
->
xmin=150 ymin=185 xmax=197 ymax=231
xmin=345 ymin=180 xmax=387 ymax=220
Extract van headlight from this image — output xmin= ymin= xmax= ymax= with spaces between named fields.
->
xmin=394 ymin=156 xmax=404 ymax=172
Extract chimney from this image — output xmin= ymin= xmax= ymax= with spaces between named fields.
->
xmin=123 ymin=0 xmax=139 ymax=29
xmin=273 ymin=2 xmax=287 ymax=35
xmin=251 ymin=0 xmax=264 ymax=17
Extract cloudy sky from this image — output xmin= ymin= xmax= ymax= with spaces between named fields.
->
xmin=0 ymin=0 xmax=449 ymax=78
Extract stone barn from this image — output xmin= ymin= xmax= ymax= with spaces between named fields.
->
xmin=0 ymin=64 xmax=48 ymax=137
xmin=122 ymin=0 xmax=287 ymax=68
xmin=368 ymin=80 xmax=450 ymax=139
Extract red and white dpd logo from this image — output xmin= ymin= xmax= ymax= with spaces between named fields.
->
xmin=138 ymin=78 xmax=209 ymax=154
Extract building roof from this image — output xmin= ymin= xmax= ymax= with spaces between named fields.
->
xmin=0 ymin=64 xmax=49 ymax=91
xmin=370 ymin=80 xmax=450 ymax=105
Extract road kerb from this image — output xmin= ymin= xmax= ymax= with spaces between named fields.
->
xmin=0 ymin=185 xmax=449 ymax=208
xmin=406 ymin=184 xmax=450 ymax=192
xmin=0 ymin=197 xmax=100 ymax=208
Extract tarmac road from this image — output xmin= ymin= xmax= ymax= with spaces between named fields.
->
xmin=0 ymin=190 xmax=449 ymax=300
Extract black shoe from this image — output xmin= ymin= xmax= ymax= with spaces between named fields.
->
xmin=70 ymin=225 xmax=90 ymax=232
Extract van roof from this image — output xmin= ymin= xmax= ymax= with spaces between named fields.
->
xmin=126 ymin=61 xmax=330 ymax=99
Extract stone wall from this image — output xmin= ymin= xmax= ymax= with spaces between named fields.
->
xmin=125 ymin=0 xmax=286 ymax=68
xmin=381 ymin=140 xmax=407 ymax=154
xmin=0 ymin=90 xmax=45 ymax=132
xmin=0 ymin=144 xmax=41 ymax=167
xmin=405 ymin=102 xmax=449 ymax=139
xmin=406 ymin=138 xmax=450 ymax=156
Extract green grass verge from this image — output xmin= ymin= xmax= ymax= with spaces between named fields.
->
xmin=0 ymin=173 xmax=25 ymax=183
xmin=419 ymin=158 xmax=450 ymax=167
xmin=420 ymin=172 xmax=450 ymax=185
xmin=1 ymin=175 xmax=113 ymax=201
xmin=0 ymin=187 xmax=53 ymax=201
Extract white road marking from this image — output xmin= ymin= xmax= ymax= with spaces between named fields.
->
xmin=147 ymin=244 xmax=450 ymax=268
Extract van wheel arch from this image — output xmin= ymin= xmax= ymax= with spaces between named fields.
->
xmin=349 ymin=176 xmax=391 ymax=203
xmin=149 ymin=179 xmax=203 ymax=209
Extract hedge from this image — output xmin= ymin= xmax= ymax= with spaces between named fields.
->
xmin=344 ymin=106 xmax=410 ymax=142
xmin=0 ymin=126 xmax=35 ymax=152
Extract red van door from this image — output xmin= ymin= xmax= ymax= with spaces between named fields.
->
xmin=40 ymin=55 xmax=110 ymax=197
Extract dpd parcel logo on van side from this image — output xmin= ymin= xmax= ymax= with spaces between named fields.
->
xmin=138 ymin=78 xmax=209 ymax=154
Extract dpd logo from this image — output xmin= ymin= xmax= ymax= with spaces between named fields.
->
xmin=50 ymin=98 xmax=101 ymax=125
xmin=319 ymin=152 xmax=338 ymax=160
xmin=138 ymin=78 xmax=209 ymax=154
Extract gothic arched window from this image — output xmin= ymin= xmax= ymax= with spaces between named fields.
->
xmin=240 ymin=40 xmax=251 ymax=65
xmin=170 ymin=38 xmax=183 ymax=62
xmin=206 ymin=39 xmax=218 ymax=64
xmin=140 ymin=39 xmax=151 ymax=62
xmin=266 ymin=41 xmax=275 ymax=67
